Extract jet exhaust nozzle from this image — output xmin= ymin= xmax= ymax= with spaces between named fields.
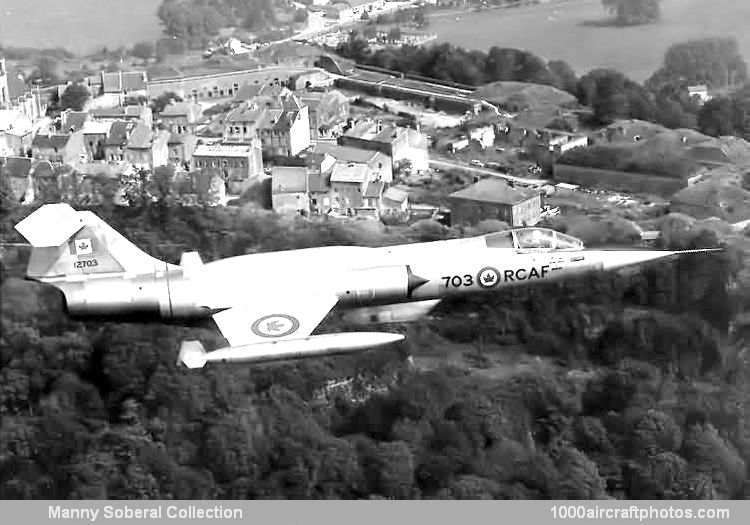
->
xmin=178 ymin=332 xmax=405 ymax=368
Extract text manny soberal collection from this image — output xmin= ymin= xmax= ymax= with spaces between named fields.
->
xmin=48 ymin=505 xmax=243 ymax=521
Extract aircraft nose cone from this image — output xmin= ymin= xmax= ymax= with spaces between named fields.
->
xmin=597 ymin=250 xmax=676 ymax=271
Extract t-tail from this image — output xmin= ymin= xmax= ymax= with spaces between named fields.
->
xmin=13 ymin=203 xmax=207 ymax=321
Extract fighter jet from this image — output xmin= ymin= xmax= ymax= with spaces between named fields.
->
xmin=14 ymin=203 xmax=720 ymax=368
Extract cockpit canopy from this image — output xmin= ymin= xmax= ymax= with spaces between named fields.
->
xmin=484 ymin=228 xmax=584 ymax=251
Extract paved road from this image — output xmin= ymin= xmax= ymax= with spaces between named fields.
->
xmin=429 ymin=158 xmax=551 ymax=187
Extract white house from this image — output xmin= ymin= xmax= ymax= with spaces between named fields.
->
xmin=469 ymin=125 xmax=495 ymax=150
xmin=688 ymin=84 xmax=712 ymax=104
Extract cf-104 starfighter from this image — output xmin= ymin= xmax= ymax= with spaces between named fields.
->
xmin=14 ymin=204 xmax=719 ymax=368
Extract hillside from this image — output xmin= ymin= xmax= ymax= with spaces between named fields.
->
xmin=474 ymin=81 xmax=578 ymax=112
xmin=1 ymin=201 xmax=747 ymax=500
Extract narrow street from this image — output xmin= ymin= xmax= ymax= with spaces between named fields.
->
xmin=429 ymin=158 xmax=551 ymax=187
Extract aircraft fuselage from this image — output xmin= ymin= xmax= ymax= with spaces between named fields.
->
xmin=49 ymin=235 xmax=607 ymax=321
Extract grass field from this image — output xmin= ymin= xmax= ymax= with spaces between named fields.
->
xmin=429 ymin=0 xmax=750 ymax=82
xmin=0 ymin=0 xmax=163 ymax=54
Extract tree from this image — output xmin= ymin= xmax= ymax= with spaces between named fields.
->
xmin=548 ymin=60 xmax=578 ymax=95
xmin=336 ymin=31 xmax=369 ymax=63
xmin=386 ymin=26 xmax=402 ymax=44
xmin=591 ymin=72 xmax=629 ymax=124
xmin=698 ymin=97 xmax=735 ymax=137
xmin=602 ymin=0 xmax=662 ymax=26
xmin=150 ymin=91 xmax=183 ymax=114
xmin=648 ymin=37 xmax=747 ymax=91
xmin=59 ymin=84 xmax=91 ymax=112
xmin=414 ymin=8 xmax=428 ymax=29
xmin=131 ymin=41 xmax=155 ymax=61
xmin=556 ymin=447 xmax=607 ymax=499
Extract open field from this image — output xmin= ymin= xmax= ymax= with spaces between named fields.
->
xmin=0 ymin=0 xmax=162 ymax=54
xmin=429 ymin=0 xmax=750 ymax=82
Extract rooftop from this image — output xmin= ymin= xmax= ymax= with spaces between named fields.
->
xmin=344 ymin=121 xmax=404 ymax=144
xmin=271 ymin=166 xmax=308 ymax=193
xmin=105 ymin=121 xmax=134 ymax=146
xmin=449 ymin=178 xmax=539 ymax=205
xmin=126 ymin=123 xmax=153 ymax=149
xmin=383 ymin=185 xmax=409 ymax=203
xmin=81 ymin=120 xmax=113 ymax=135
xmin=91 ymin=105 xmax=147 ymax=119
xmin=331 ymin=162 xmax=369 ymax=184
xmin=0 ymin=109 xmax=33 ymax=135
xmin=311 ymin=142 xmax=383 ymax=165
xmin=193 ymin=143 xmax=258 ymax=157
xmin=160 ymin=100 xmax=201 ymax=119
xmin=363 ymin=180 xmax=385 ymax=199
xmin=101 ymin=71 xmax=147 ymax=93
xmin=32 ymin=134 xmax=73 ymax=150
xmin=0 ymin=155 xmax=32 ymax=179
xmin=61 ymin=111 xmax=90 ymax=133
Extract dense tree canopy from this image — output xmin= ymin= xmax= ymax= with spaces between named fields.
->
xmin=59 ymin=84 xmax=91 ymax=112
xmin=157 ymin=0 xmax=294 ymax=45
xmin=335 ymin=39 xmax=579 ymax=94
xmin=0 ymin=197 xmax=746 ymax=499
xmin=647 ymin=37 xmax=748 ymax=91
xmin=601 ymin=0 xmax=662 ymax=26
xmin=698 ymin=84 xmax=750 ymax=141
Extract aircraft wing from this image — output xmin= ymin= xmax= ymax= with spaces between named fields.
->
xmin=211 ymin=294 xmax=339 ymax=347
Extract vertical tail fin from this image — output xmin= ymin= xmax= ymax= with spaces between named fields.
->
xmin=14 ymin=203 xmax=170 ymax=281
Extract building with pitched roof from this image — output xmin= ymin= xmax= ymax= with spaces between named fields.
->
xmin=309 ymin=142 xmax=392 ymax=183
xmin=81 ymin=120 xmax=113 ymax=161
xmin=271 ymin=166 xmax=312 ymax=215
xmin=147 ymin=66 xmax=313 ymax=101
xmin=0 ymin=58 xmax=8 ymax=108
xmin=233 ymin=83 xmax=292 ymax=105
xmin=104 ymin=121 xmax=135 ymax=163
xmin=191 ymin=141 xmax=264 ymax=194
xmin=159 ymin=100 xmax=204 ymax=134
xmin=60 ymin=110 xmax=91 ymax=134
xmin=173 ymin=171 xmax=227 ymax=206
xmin=0 ymin=155 xmax=32 ymax=202
xmin=300 ymin=90 xmax=350 ymax=141
xmin=224 ymin=94 xmax=310 ymax=157
xmin=381 ymin=185 xmax=409 ymax=212
xmin=448 ymin=178 xmax=541 ymax=227
xmin=0 ymin=58 xmax=48 ymax=121
xmin=32 ymin=132 xmax=86 ymax=165
xmin=90 ymin=105 xmax=152 ymax=126
xmin=289 ymin=70 xmax=335 ymax=90
xmin=124 ymin=123 xmax=170 ymax=169
xmin=0 ymin=108 xmax=33 ymax=157
xmin=101 ymin=71 xmax=148 ymax=96
xmin=168 ymin=133 xmax=199 ymax=168
xmin=339 ymin=120 xmax=428 ymax=172
xmin=271 ymin=165 xmax=331 ymax=215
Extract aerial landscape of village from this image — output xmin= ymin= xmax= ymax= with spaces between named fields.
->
xmin=2 ymin=0 xmax=750 ymax=503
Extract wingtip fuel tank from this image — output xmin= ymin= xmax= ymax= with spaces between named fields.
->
xmin=178 ymin=332 xmax=406 ymax=368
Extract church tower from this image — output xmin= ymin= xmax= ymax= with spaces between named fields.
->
xmin=0 ymin=57 xmax=10 ymax=108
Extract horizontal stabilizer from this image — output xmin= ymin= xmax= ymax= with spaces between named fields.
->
xmin=178 ymin=340 xmax=208 ymax=369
